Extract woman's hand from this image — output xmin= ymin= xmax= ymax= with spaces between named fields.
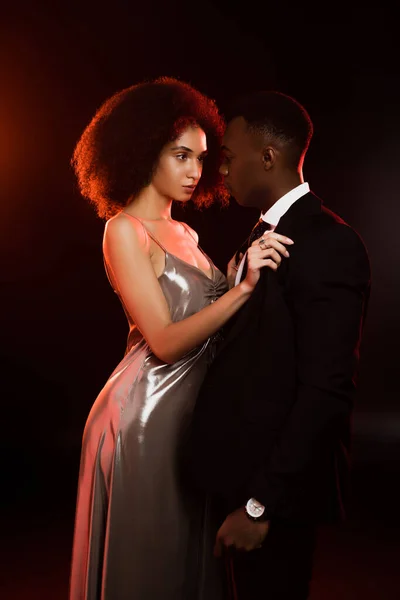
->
xmin=227 ymin=251 xmax=244 ymax=289
xmin=241 ymin=232 xmax=294 ymax=293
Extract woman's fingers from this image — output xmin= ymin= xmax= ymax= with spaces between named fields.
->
xmin=252 ymin=232 xmax=294 ymax=257
xmin=228 ymin=252 xmax=243 ymax=268
xmin=254 ymin=232 xmax=294 ymax=245
xmin=269 ymin=239 xmax=290 ymax=257
xmin=248 ymin=245 xmax=286 ymax=263
xmin=247 ymin=244 xmax=290 ymax=272
xmin=244 ymin=232 xmax=294 ymax=280
xmin=261 ymin=258 xmax=279 ymax=270
xmin=263 ymin=248 xmax=282 ymax=265
xmin=248 ymin=256 xmax=279 ymax=271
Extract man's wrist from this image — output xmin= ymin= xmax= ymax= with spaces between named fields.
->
xmin=244 ymin=497 xmax=269 ymax=521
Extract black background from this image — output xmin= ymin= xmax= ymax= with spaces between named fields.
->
xmin=1 ymin=2 xmax=399 ymax=598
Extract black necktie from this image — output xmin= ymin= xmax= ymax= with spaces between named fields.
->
xmin=248 ymin=218 xmax=273 ymax=247
xmin=240 ymin=219 xmax=273 ymax=281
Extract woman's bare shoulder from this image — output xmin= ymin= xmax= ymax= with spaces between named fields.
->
xmin=104 ymin=212 xmax=148 ymax=249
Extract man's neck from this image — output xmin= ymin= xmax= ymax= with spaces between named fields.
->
xmin=260 ymin=176 xmax=304 ymax=213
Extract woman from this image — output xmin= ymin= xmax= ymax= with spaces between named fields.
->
xmin=69 ymin=76 xmax=292 ymax=600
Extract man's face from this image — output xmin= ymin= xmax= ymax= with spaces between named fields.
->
xmin=219 ymin=117 xmax=266 ymax=208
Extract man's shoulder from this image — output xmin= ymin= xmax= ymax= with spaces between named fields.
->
xmin=306 ymin=202 xmax=367 ymax=255
xmin=290 ymin=200 xmax=370 ymax=277
xmin=320 ymin=203 xmax=348 ymax=226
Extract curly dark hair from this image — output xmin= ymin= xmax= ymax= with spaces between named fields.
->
xmin=71 ymin=76 xmax=229 ymax=219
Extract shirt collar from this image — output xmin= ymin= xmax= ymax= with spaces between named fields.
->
xmin=261 ymin=182 xmax=310 ymax=227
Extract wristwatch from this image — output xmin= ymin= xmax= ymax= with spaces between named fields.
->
xmin=244 ymin=497 xmax=267 ymax=521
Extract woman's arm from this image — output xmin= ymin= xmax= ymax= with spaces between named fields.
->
xmin=103 ymin=215 xmax=291 ymax=364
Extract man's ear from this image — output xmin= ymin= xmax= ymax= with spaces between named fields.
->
xmin=261 ymin=146 xmax=278 ymax=171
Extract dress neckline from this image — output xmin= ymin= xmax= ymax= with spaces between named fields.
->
xmin=162 ymin=251 xmax=215 ymax=282
xmin=122 ymin=211 xmax=215 ymax=281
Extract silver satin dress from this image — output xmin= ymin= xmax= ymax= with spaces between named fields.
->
xmin=69 ymin=218 xmax=228 ymax=600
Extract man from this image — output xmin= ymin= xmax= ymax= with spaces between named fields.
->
xmin=186 ymin=91 xmax=371 ymax=599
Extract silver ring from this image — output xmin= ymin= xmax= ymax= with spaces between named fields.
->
xmin=259 ymin=239 xmax=268 ymax=251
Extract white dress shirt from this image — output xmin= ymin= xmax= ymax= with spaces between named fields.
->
xmin=234 ymin=182 xmax=310 ymax=285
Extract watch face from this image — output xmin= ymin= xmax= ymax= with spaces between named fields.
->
xmin=246 ymin=498 xmax=265 ymax=518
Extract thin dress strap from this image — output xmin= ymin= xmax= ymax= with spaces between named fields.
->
xmin=180 ymin=221 xmax=197 ymax=243
xmin=121 ymin=212 xmax=168 ymax=252
xmin=180 ymin=221 xmax=209 ymax=259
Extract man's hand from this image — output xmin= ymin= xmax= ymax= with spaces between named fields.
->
xmin=214 ymin=507 xmax=270 ymax=557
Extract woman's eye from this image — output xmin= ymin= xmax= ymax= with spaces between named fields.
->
xmin=176 ymin=154 xmax=187 ymax=161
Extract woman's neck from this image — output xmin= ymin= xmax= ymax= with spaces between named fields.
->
xmin=124 ymin=187 xmax=173 ymax=221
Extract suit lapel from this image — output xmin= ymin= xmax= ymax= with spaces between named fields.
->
xmin=217 ymin=192 xmax=322 ymax=356
xmin=273 ymin=191 xmax=322 ymax=239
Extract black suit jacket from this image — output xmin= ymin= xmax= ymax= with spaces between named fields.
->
xmin=186 ymin=192 xmax=371 ymax=523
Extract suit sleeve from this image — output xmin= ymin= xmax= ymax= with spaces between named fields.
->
xmin=245 ymin=223 xmax=371 ymax=519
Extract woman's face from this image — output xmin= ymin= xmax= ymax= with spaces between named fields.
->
xmin=151 ymin=126 xmax=207 ymax=202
